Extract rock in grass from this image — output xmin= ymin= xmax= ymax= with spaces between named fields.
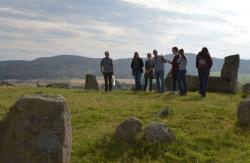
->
xmin=243 ymin=83 xmax=250 ymax=94
xmin=143 ymin=123 xmax=175 ymax=143
xmin=0 ymin=94 xmax=72 ymax=163
xmin=115 ymin=116 xmax=142 ymax=143
xmin=238 ymin=98 xmax=250 ymax=127
xmin=157 ymin=107 xmax=172 ymax=118
xmin=85 ymin=74 xmax=99 ymax=90
xmin=46 ymin=82 xmax=70 ymax=89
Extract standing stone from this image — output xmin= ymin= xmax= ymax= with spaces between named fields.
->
xmin=85 ymin=74 xmax=99 ymax=90
xmin=237 ymin=98 xmax=250 ymax=127
xmin=0 ymin=95 xmax=72 ymax=163
xmin=243 ymin=83 xmax=250 ymax=94
xmin=220 ymin=54 xmax=240 ymax=93
xmin=115 ymin=117 xmax=142 ymax=143
xmin=143 ymin=123 xmax=175 ymax=143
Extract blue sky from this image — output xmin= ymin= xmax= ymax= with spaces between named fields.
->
xmin=0 ymin=0 xmax=250 ymax=60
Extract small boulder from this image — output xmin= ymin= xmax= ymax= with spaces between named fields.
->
xmin=143 ymin=123 xmax=175 ymax=143
xmin=0 ymin=94 xmax=72 ymax=163
xmin=243 ymin=83 xmax=250 ymax=94
xmin=46 ymin=82 xmax=70 ymax=89
xmin=0 ymin=81 xmax=15 ymax=87
xmin=115 ymin=117 xmax=142 ymax=143
xmin=237 ymin=98 xmax=250 ymax=127
xmin=85 ymin=74 xmax=99 ymax=90
xmin=157 ymin=107 xmax=172 ymax=118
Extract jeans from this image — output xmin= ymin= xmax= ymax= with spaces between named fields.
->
xmin=198 ymin=70 xmax=210 ymax=97
xmin=177 ymin=70 xmax=187 ymax=95
xmin=133 ymin=72 xmax=142 ymax=90
xmin=103 ymin=72 xmax=113 ymax=92
xmin=144 ymin=76 xmax=153 ymax=91
xmin=155 ymin=70 xmax=165 ymax=93
xmin=172 ymin=70 xmax=178 ymax=91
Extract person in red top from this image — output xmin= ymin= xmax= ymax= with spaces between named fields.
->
xmin=196 ymin=47 xmax=213 ymax=97
xmin=168 ymin=47 xmax=179 ymax=93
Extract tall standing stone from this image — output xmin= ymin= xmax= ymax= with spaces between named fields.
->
xmin=220 ymin=54 xmax=240 ymax=93
xmin=237 ymin=98 xmax=250 ymax=127
xmin=85 ymin=74 xmax=99 ymax=90
xmin=0 ymin=95 xmax=72 ymax=163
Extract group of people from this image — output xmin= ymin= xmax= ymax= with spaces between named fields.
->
xmin=100 ymin=47 xmax=213 ymax=97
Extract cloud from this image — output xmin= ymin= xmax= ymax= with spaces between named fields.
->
xmin=0 ymin=0 xmax=250 ymax=61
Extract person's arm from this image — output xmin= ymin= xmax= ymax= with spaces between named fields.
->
xmin=111 ymin=59 xmax=114 ymax=75
xmin=208 ymin=56 xmax=213 ymax=69
xmin=161 ymin=55 xmax=168 ymax=63
xmin=196 ymin=55 xmax=199 ymax=69
xmin=100 ymin=59 xmax=104 ymax=74
xmin=131 ymin=60 xmax=134 ymax=70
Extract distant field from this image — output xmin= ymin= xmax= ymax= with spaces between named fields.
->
xmin=0 ymin=86 xmax=250 ymax=162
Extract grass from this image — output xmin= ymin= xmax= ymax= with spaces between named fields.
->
xmin=0 ymin=86 xmax=250 ymax=162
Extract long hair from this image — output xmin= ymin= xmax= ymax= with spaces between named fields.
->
xmin=201 ymin=47 xmax=210 ymax=57
xmin=179 ymin=49 xmax=187 ymax=60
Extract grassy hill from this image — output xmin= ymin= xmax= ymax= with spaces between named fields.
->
xmin=0 ymin=54 xmax=250 ymax=80
xmin=0 ymin=87 xmax=250 ymax=162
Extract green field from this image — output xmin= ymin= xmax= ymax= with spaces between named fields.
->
xmin=0 ymin=86 xmax=250 ymax=162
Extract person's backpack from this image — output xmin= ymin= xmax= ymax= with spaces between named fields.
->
xmin=198 ymin=57 xmax=207 ymax=69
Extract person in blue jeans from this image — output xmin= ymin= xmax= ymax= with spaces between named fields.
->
xmin=152 ymin=50 xmax=168 ymax=93
xmin=177 ymin=49 xmax=187 ymax=96
xmin=131 ymin=52 xmax=144 ymax=91
xmin=196 ymin=47 xmax=213 ymax=97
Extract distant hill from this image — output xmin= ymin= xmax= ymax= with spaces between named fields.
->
xmin=0 ymin=54 xmax=249 ymax=80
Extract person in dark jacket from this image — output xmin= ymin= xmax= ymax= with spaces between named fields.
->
xmin=196 ymin=47 xmax=213 ymax=97
xmin=144 ymin=53 xmax=154 ymax=92
xmin=131 ymin=52 xmax=144 ymax=91
xmin=168 ymin=47 xmax=179 ymax=93
xmin=100 ymin=51 xmax=114 ymax=92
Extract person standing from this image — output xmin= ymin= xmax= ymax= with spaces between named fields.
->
xmin=131 ymin=52 xmax=144 ymax=91
xmin=177 ymin=49 xmax=187 ymax=96
xmin=152 ymin=50 xmax=168 ymax=93
xmin=168 ymin=47 xmax=179 ymax=93
xmin=144 ymin=53 xmax=154 ymax=92
xmin=100 ymin=51 xmax=114 ymax=92
xmin=196 ymin=47 xmax=213 ymax=97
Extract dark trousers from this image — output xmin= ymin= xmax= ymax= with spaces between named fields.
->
xmin=133 ymin=72 xmax=142 ymax=90
xmin=198 ymin=70 xmax=209 ymax=97
xmin=144 ymin=76 xmax=153 ymax=91
xmin=177 ymin=70 xmax=187 ymax=95
xmin=103 ymin=72 xmax=113 ymax=92
xmin=172 ymin=71 xmax=178 ymax=91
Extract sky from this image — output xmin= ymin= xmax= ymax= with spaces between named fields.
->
xmin=0 ymin=0 xmax=250 ymax=61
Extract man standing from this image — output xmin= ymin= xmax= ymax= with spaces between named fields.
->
xmin=168 ymin=47 xmax=179 ymax=93
xmin=100 ymin=51 xmax=114 ymax=92
xmin=153 ymin=50 xmax=168 ymax=93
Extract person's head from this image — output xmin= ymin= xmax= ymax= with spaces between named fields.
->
xmin=147 ymin=53 xmax=152 ymax=59
xmin=153 ymin=50 xmax=158 ymax=56
xmin=172 ymin=47 xmax=178 ymax=55
xmin=134 ymin=52 xmax=139 ymax=59
xmin=201 ymin=47 xmax=210 ymax=56
xmin=178 ymin=49 xmax=186 ymax=60
xmin=104 ymin=51 xmax=109 ymax=58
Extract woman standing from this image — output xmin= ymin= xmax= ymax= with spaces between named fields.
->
xmin=144 ymin=53 xmax=154 ymax=92
xmin=131 ymin=52 xmax=144 ymax=91
xmin=196 ymin=47 xmax=213 ymax=97
xmin=177 ymin=49 xmax=187 ymax=96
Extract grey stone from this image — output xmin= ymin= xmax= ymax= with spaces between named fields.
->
xmin=143 ymin=123 xmax=175 ymax=143
xmin=220 ymin=54 xmax=240 ymax=93
xmin=115 ymin=116 xmax=142 ymax=143
xmin=158 ymin=107 xmax=172 ymax=118
xmin=0 ymin=80 xmax=15 ymax=87
xmin=46 ymin=82 xmax=70 ymax=89
xmin=237 ymin=98 xmax=250 ymax=127
xmin=243 ymin=83 xmax=250 ymax=94
xmin=0 ymin=94 xmax=72 ymax=163
xmin=85 ymin=74 xmax=99 ymax=90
